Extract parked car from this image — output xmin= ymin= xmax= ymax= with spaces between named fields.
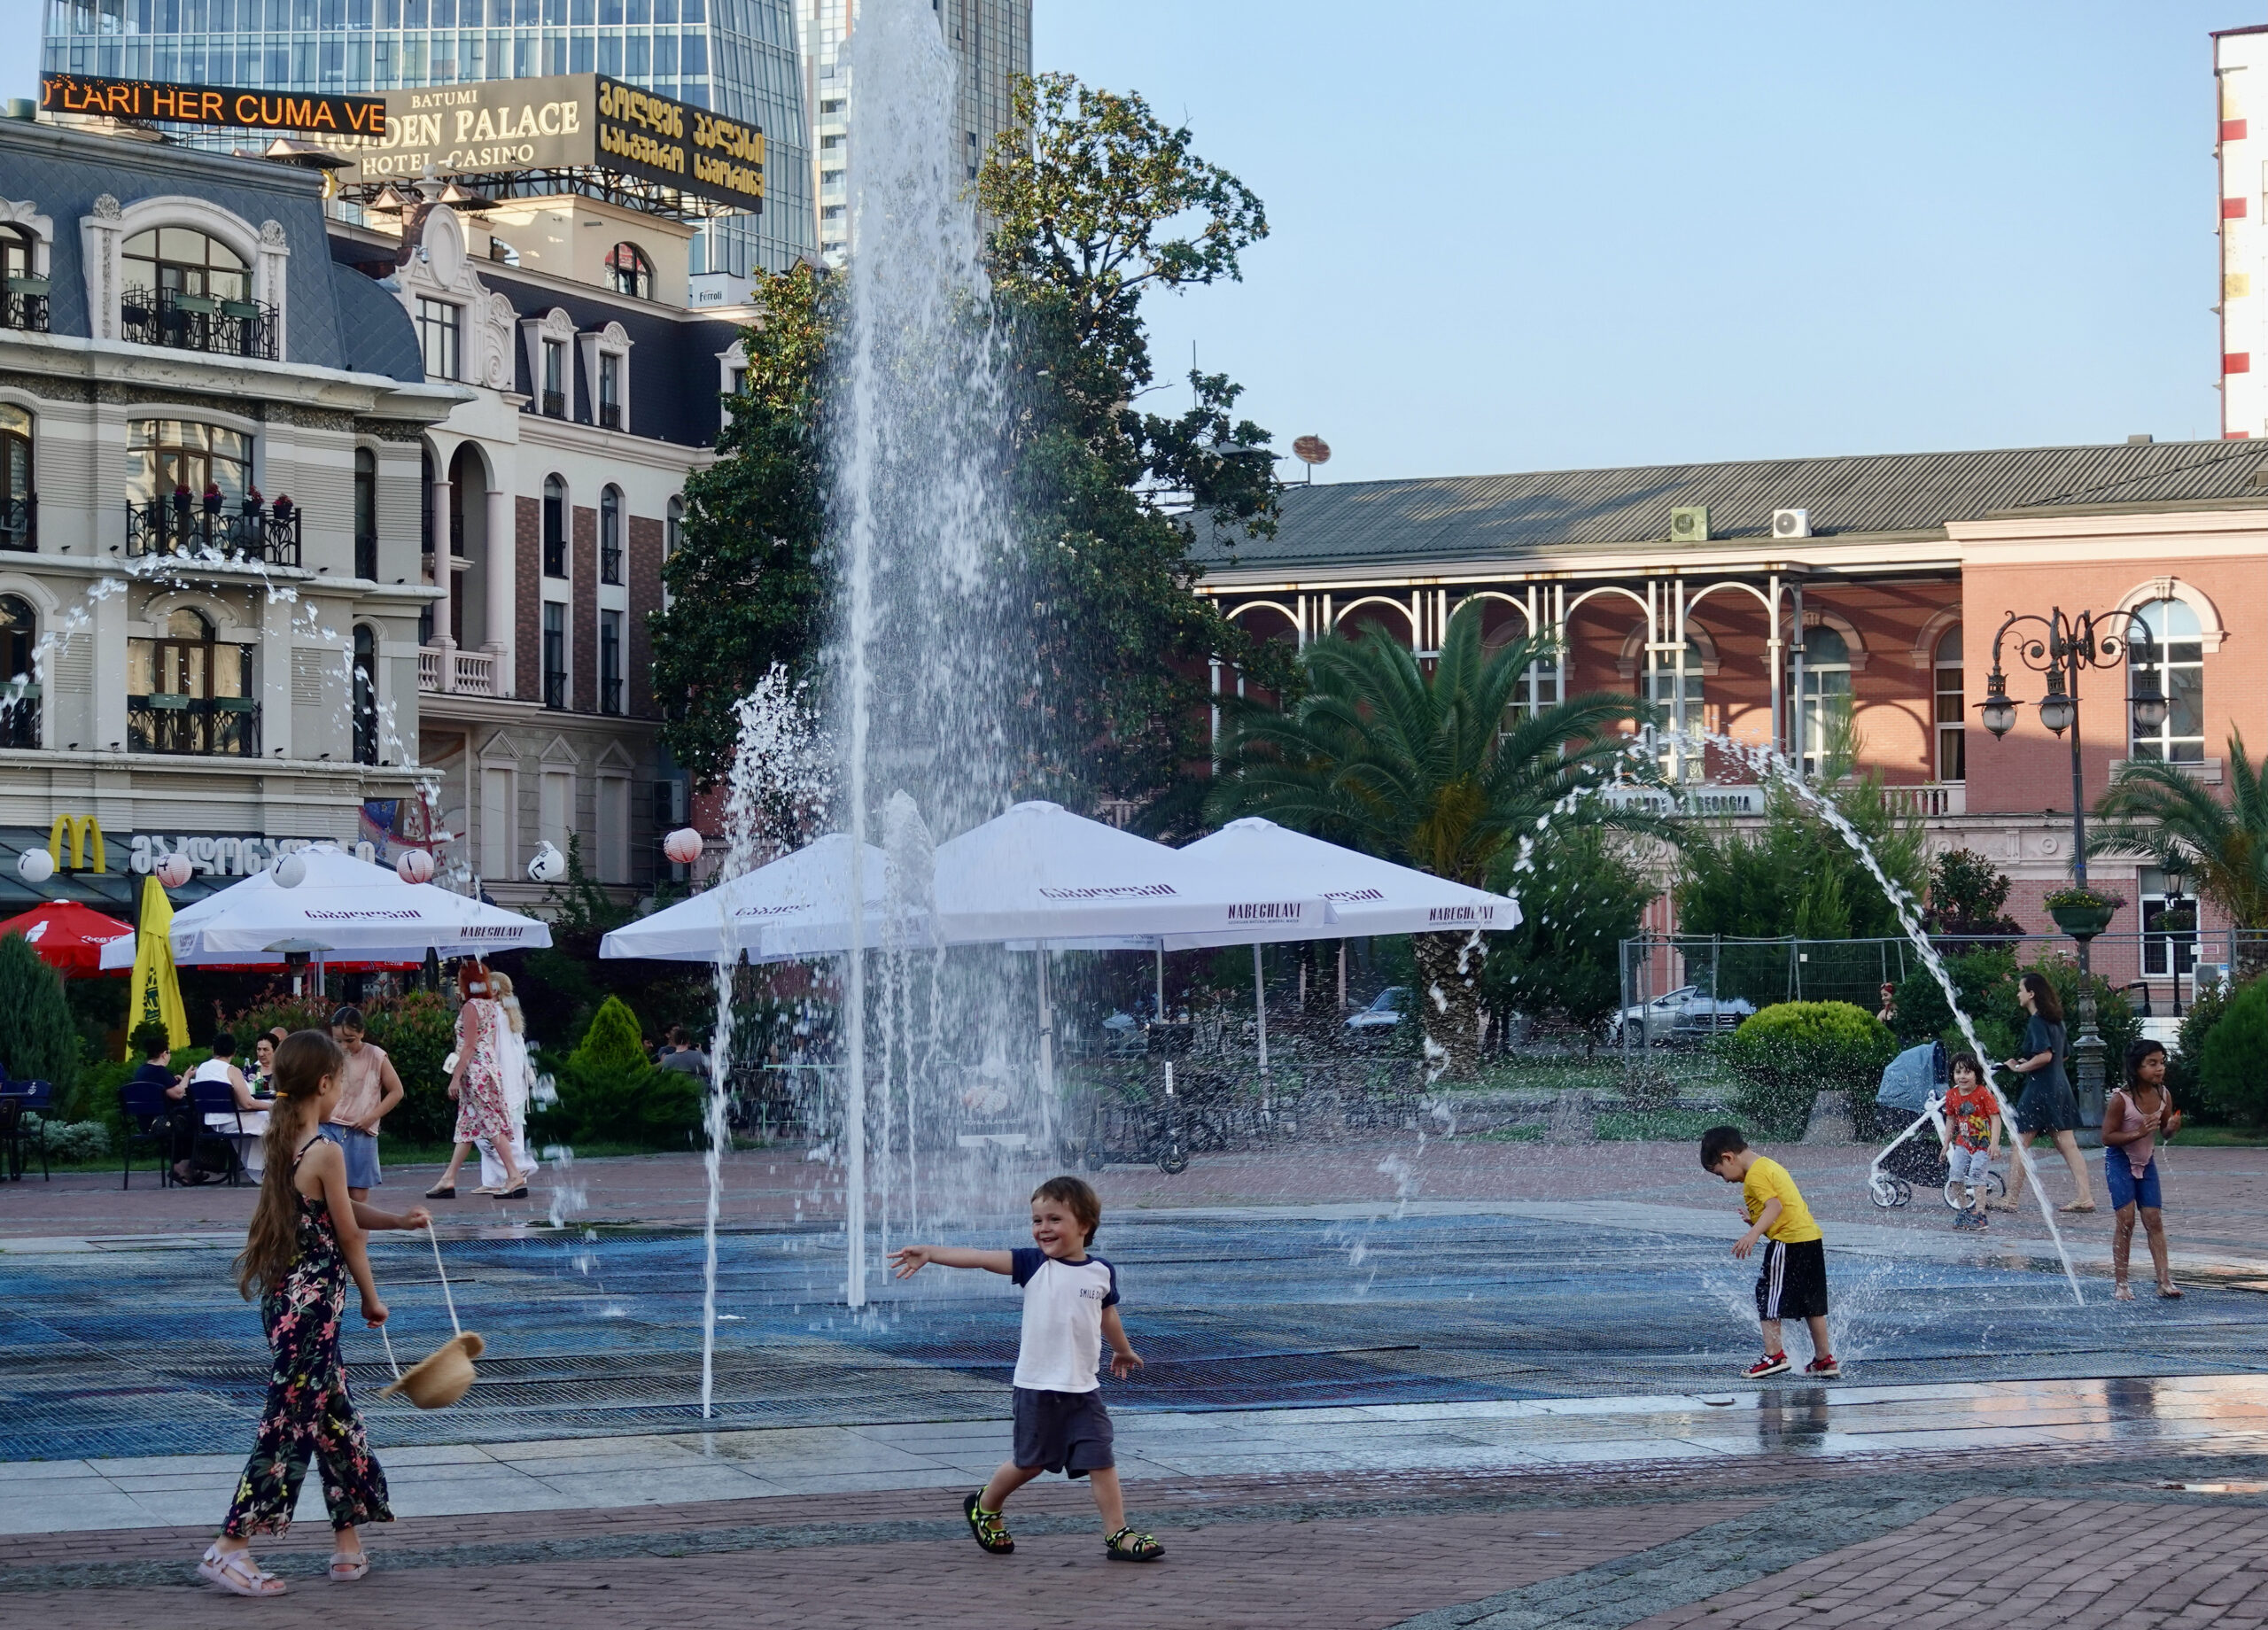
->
xmin=1608 ymin=986 xmax=1756 ymax=1044
xmin=1345 ymin=986 xmax=1410 ymax=1036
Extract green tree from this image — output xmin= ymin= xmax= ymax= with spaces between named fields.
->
xmin=1924 ymin=848 xmax=2024 ymax=939
xmin=0 ymin=933 xmax=77 ymax=1098
xmin=1716 ymin=1000 xmax=1897 ymax=1137
xmin=2201 ymin=975 xmax=2268 ymax=1124
xmin=1207 ymin=601 xmax=1655 ymax=1078
xmin=544 ymin=994 xmax=702 ymax=1146
xmin=1480 ymin=828 xmax=1658 ymax=1047
xmin=2092 ymin=732 xmax=2268 ymax=966
xmin=982 ymin=71 xmax=1294 ymax=818
xmin=649 ymin=262 xmax=833 ymax=786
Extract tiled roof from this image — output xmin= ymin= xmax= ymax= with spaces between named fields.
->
xmin=1196 ymin=440 xmax=2268 ymax=570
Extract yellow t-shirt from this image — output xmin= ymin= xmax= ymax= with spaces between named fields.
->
xmin=1742 ymin=1155 xmax=1822 ymax=1244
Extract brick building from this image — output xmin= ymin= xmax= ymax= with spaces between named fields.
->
xmin=1192 ymin=439 xmax=2268 ymax=1003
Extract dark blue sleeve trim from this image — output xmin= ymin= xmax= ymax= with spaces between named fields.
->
xmin=1098 ymin=1256 xmax=1120 ymax=1308
xmin=1009 ymin=1246 xmax=1045 ymax=1286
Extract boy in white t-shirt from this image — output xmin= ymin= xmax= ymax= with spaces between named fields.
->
xmin=889 ymin=1176 xmax=1163 ymax=1563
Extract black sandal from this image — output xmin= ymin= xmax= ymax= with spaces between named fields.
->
xmin=1105 ymin=1526 xmax=1162 ymax=1562
xmin=963 ymin=1490 xmax=1014 ymax=1555
xmin=493 ymin=1185 xmax=528 ymax=1200
xmin=424 ymin=1184 xmax=455 ymax=1199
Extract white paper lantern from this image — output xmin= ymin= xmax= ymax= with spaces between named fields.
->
xmin=663 ymin=827 xmax=704 ymax=865
xmin=155 ymin=854 xmax=193 ymax=889
xmin=527 ymin=840 xmax=567 ymax=884
xmin=16 ymin=847 xmax=53 ymax=885
xmin=275 ymin=852 xmax=307 ymax=889
xmin=396 ymin=849 xmax=436 ymax=885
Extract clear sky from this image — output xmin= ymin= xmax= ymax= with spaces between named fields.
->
xmin=4 ymin=3 xmax=2250 ymax=482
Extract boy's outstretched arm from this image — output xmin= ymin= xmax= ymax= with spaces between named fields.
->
xmin=1101 ymin=1305 xmax=1142 ymax=1378
xmin=889 ymin=1245 xmax=1015 ymax=1277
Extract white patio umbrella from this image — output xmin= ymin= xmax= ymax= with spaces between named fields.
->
xmin=167 ymin=846 xmax=551 ymax=966
xmin=1037 ymin=819 xmax=1520 ymax=1073
xmin=597 ymin=834 xmax=895 ymax=963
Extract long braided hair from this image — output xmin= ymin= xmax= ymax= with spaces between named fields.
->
xmin=233 ymin=1029 xmax=346 ymax=1300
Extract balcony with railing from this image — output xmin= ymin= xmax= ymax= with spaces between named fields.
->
xmin=127 ymin=695 xmax=260 ymax=757
xmin=0 ymin=494 xmax=32 ymax=552
xmin=600 ymin=540 xmax=623 ymax=583
xmin=0 ymin=692 xmax=38 ymax=749
xmin=541 ymin=389 xmax=565 ymax=418
xmin=601 ymin=676 xmax=624 ymax=715
xmin=128 ymin=495 xmax=301 ymax=567
xmin=120 ymin=286 xmax=279 ymax=360
xmin=355 ymin=531 xmax=377 ymax=581
xmin=3 ymin=278 xmax=49 ymax=333
xmin=416 ymin=638 xmax=502 ymax=696
xmin=1884 ymin=781 xmax=1966 ymax=818
xmin=598 ymin=401 xmax=620 ymax=430
xmin=543 ymin=670 xmax=566 ymax=710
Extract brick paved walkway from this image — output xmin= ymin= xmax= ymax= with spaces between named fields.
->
xmin=7 ymin=1451 xmax=2268 ymax=1629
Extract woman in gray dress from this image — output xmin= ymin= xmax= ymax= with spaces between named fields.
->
xmin=1992 ymin=971 xmax=2099 ymax=1215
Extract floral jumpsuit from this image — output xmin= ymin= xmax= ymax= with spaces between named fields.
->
xmin=221 ymin=1136 xmax=392 ymax=1537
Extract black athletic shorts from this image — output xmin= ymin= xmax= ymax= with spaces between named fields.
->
xmin=1754 ymin=1237 xmax=1829 ymax=1322
xmin=1011 ymin=1386 xmax=1115 ymax=1478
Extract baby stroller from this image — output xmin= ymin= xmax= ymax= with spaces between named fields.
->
xmin=1865 ymin=1040 xmax=2006 ymax=1210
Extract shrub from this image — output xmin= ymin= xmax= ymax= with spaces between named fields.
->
xmin=0 ymin=933 xmax=79 ymax=1100
xmin=25 ymin=1115 xmax=111 ymax=1163
xmin=2171 ymin=976 xmax=2237 ymax=1118
xmin=2201 ymin=978 xmax=2268 ymax=1125
xmin=1890 ymin=950 xmax=2017 ymax=1052
xmin=1717 ymin=1001 xmax=1897 ymax=1137
xmin=539 ymin=995 xmax=703 ymax=1147
xmin=365 ymin=990 xmax=461 ymax=1146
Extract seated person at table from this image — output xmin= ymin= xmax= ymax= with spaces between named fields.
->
xmin=191 ymin=1034 xmax=271 ymax=1176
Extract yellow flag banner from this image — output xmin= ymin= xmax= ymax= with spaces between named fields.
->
xmin=128 ymin=873 xmax=189 ymax=1052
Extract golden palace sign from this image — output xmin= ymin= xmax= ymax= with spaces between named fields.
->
xmin=322 ymin=73 xmax=762 ymax=213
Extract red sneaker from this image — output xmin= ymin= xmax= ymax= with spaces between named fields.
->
xmin=1744 ymin=1353 xmax=1790 ymax=1378
xmin=1806 ymin=1356 xmax=1842 ymax=1379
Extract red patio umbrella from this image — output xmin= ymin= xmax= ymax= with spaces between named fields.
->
xmin=0 ymin=901 xmax=136 ymax=977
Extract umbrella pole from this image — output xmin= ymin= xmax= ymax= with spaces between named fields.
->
xmin=1036 ymin=951 xmax=1055 ymax=1107
xmin=1253 ymin=943 xmax=1269 ymax=1082
xmin=1155 ymin=945 xmax=1166 ymax=1023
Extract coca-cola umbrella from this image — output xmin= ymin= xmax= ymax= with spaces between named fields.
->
xmin=0 ymin=901 xmax=136 ymax=977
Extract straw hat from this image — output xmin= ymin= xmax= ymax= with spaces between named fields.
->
xmin=379 ymin=1331 xmax=485 ymax=1409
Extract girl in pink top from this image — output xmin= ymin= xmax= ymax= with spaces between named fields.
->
xmin=2104 ymin=1037 xmax=2183 ymax=1300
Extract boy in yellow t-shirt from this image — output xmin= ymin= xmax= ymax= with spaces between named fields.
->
xmin=1701 ymin=1125 xmax=1838 ymax=1381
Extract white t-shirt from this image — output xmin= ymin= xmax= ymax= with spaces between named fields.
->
xmin=1009 ymin=1246 xmax=1118 ymax=1393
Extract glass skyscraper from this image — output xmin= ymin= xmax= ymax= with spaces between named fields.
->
xmin=40 ymin=0 xmax=813 ymax=278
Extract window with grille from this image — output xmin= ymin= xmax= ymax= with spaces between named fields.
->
xmin=2130 ymin=598 xmax=2204 ymax=764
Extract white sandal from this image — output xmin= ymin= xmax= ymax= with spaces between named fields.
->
xmin=198 ymin=1543 xmax=286 ymax=1597
xmin=329 ymin=1549 xmax=370 ymax=1581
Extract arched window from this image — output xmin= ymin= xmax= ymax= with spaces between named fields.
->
xmin=605 ymin=242 xmax=653 ymax=299
xmin=0 ymin=594 xmax=35 ymax=748
xmin=120 ymin=227 xmax=265 ymax=356
xmin=1934 ymin=625 xmax=1964 ymax=783
xmin=353 ymin=447 xmax=377 ymax=580
xmin=2131 ymin=598 xmax=2204 ymax=764
xmin=128 ymin=609 xmax=253 ymax=757
xmin=600 ymin=485 xmax=623 ymax=583
xmin=1792 ymin=625 xmax=1852 ymax=777
xmin=353 ymin=624 xmax=378 ymax=765
xmin=1 ymin=229 xmax=43 ymax=333
xmin=0 ymin=403 xmax=31 ymax=552
xmin=123 ymin=227 xmax=247 ymax=300
xmin=664 ymin=494 xmax=684 ymax=559
xmin=543 ymin=475 xmax=568 ymax=578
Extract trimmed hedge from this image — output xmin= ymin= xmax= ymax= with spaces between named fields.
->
xmin=535 ymin=995 xmax=703 ymax=1147
xmin=1717 ymin=1001 xmax=1898 ymax=1137
xmin=2201 ymin=978 xmax=2268 ymax=1126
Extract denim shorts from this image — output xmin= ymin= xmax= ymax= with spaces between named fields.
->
xmin=2104 ymin=1153 xmax=2162 ymax=1212
xmin=319 ymin=1122 xmax=382 ymax=1189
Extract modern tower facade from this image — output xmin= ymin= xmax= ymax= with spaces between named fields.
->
xmin=39 ymin=0 xmax=815 ymax=282
xmin=794 ymin=0 xmax=1029 ymax=264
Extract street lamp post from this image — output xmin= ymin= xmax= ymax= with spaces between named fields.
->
xmin=1977 ymin=607 xmax=2170 ymax=1127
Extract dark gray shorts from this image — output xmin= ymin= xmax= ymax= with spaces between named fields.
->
xmin=1011 ymin=1386 xmax=1115 ymax=1478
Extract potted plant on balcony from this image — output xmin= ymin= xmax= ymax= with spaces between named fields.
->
xmin=201 ymin=482 xmax=223 ymax=516
xmin=2043 ymin=885 xmax=2124 ymax=940
xmin=2156 ymin=904 xmax=2198 ymax=933
xmin=171 ymin=483 xmax=191 ymax=516
xmin=271 ymin=493 xmax=292 ymax=517
xmin=241 ymin=485 xmax=262 ymax=515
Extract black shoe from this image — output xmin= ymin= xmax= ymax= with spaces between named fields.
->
xmin=424 ymin=1184 xmax=456 ymax=1199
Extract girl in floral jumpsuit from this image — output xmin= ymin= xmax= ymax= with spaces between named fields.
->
xmin=197 ymin=1030 xmax=431 ymax=1598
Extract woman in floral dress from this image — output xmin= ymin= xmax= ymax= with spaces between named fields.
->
xmin=197 ymin=1030 xmax=431 ymax=1597
xmin=426 ymin=959 xmax=532 ymax=1200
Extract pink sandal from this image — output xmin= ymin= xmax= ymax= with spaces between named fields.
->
xmin=198 ymin=1544 xmax=286 ymax=1597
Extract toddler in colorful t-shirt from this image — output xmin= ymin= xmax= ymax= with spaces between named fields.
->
xmin=1941 ymin=1051 xmax=2001 ymax=1230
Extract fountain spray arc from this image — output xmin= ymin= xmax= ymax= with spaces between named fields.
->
xmin=832 ymin=0 xmax=1021 ymax=1308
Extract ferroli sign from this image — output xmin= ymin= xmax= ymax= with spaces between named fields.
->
xmin=40 ymin=71 xmax=386 ymax=137
xmin=323 ymin=73 xmax=763 ymax=213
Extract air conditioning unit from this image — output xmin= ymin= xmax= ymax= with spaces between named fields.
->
xmin=1772 ymin=508 xmax=1812 ymax=539
xmin=1669 ymin=505 xmax=1710 ymax=542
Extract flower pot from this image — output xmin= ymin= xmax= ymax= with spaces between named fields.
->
xmin=2156 ymin=910 xmax=2197 ymax=932
xmin=2048 ymin=902 xmax=2116 ymax=939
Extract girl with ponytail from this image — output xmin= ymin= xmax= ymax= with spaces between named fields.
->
xmin=197 ymin=1030 xmax=431 ymax=1597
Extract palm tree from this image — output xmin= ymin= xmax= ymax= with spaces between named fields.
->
xmin=2091 ymin=731 xmax=2268 ymax=968
xmin=1206 ymin=599 xmax=1659 ymax=1077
